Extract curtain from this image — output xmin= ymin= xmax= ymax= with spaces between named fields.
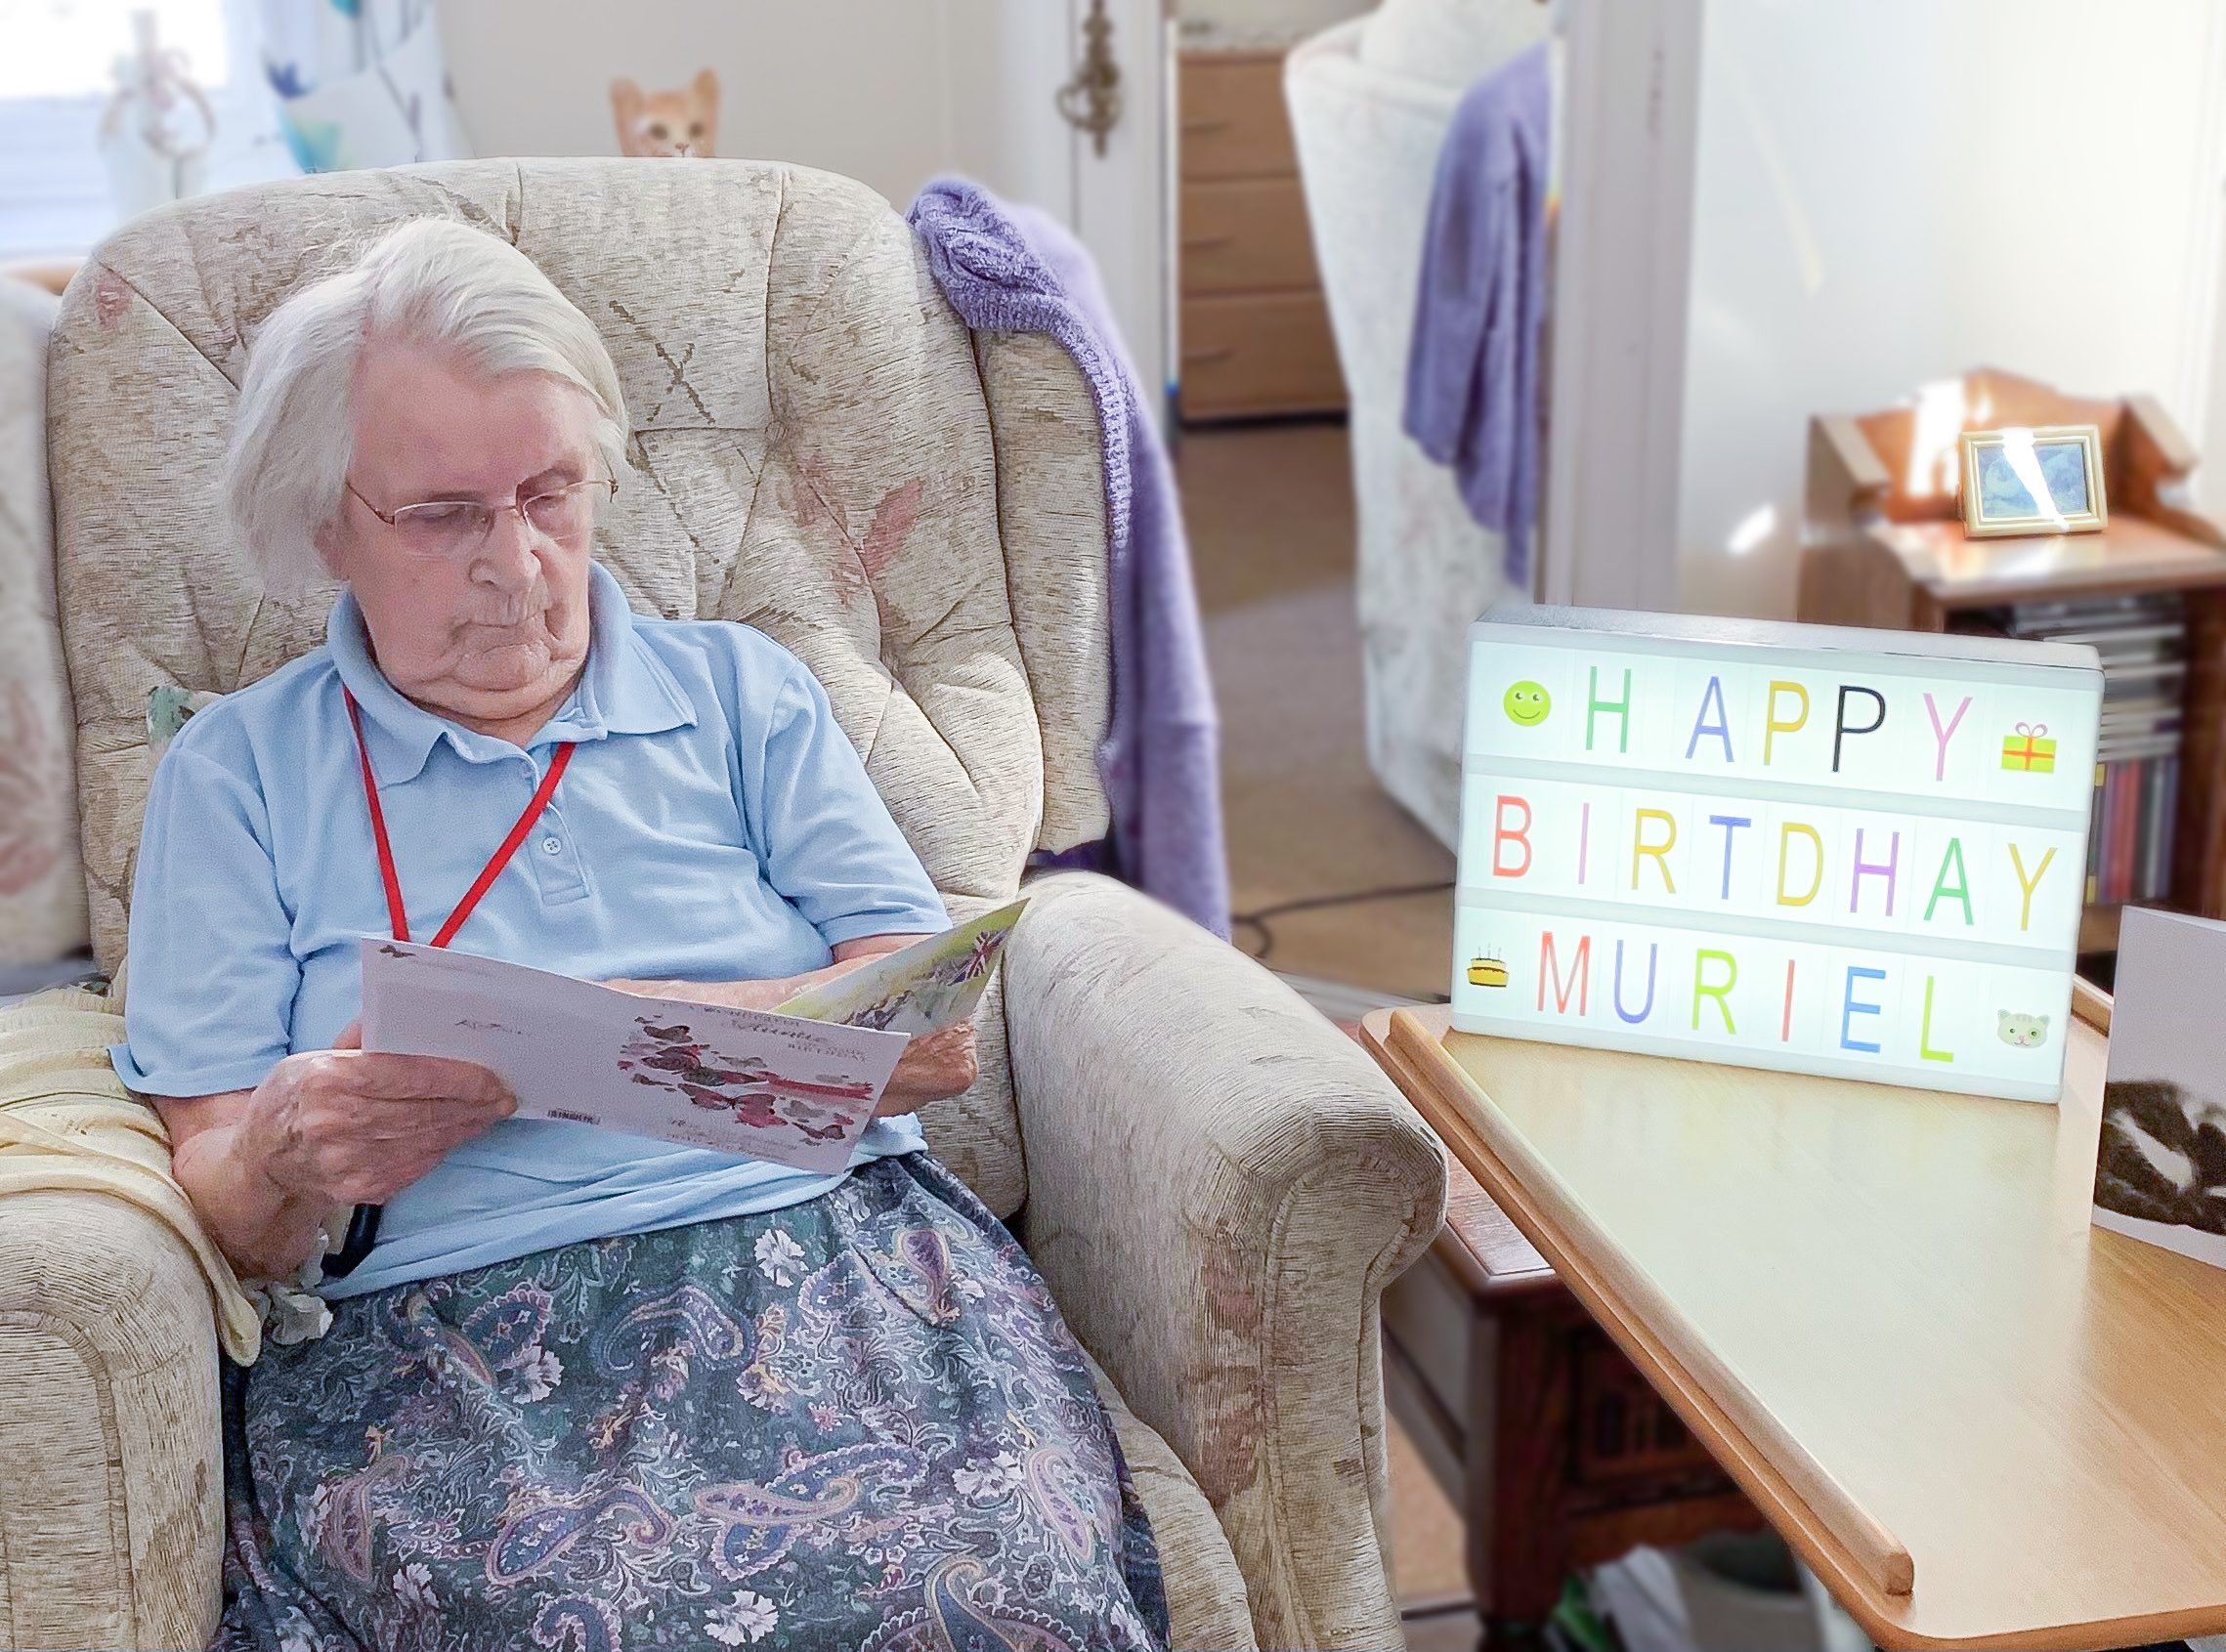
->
xmin=260 ymin=0 xmax=470 ymax=172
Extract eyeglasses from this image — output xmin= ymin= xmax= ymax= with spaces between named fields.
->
xmin=345 ymin=475 xmax=618 ymax=560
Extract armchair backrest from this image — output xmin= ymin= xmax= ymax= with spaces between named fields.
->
xmin=46 ymin=158 xmax=1115 ymax=1215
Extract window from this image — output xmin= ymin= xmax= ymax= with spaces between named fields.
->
xmin=0 ymin=0 xmax=291 ymax=260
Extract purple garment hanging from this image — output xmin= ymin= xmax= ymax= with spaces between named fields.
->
xmin=909 ymin=177 xmax=1230 ymax=939
xmin=1402 ymin=43 xmax=1552 ymax=584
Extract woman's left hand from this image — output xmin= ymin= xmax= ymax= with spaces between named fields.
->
xmin=875 ymin=1021 xmax=977 ymax=1117
xmin=609 ymin=940 xmax=976 ymax=1116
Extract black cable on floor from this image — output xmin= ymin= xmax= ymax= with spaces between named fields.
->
xmin=1230 ymin=879 xmax=1455 ymax=967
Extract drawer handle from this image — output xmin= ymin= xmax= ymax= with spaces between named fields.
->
xmin=1182 ymin=235 xmax=1232 ymax=252
xmin=1182 ymin=119 xmax=1231 ymax=135
xmin=1183 ymin=347 xmax=1235 ymax=365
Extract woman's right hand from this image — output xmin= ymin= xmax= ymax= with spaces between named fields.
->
xmin=230 ymin=1024 xmax=518 ymax=1207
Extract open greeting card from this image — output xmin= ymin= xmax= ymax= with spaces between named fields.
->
xmin=361 ymin=901 xmax=1025 ymax=1172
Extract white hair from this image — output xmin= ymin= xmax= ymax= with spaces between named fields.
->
xmin=224 ymin=217 xmax=629 ymax=593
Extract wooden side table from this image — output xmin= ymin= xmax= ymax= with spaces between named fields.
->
xmin=1383 ymin=1129 xmax=1761 ymax=1644
xmin=1364 ymin=989 xmax=2226 ymax=1651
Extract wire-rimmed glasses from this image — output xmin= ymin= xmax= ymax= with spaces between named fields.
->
xmin=345 ymin=475 xmax=617 ymax=561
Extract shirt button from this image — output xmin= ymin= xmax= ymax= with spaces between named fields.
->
xmin=541 ymin=836 xmax=562 ymax=855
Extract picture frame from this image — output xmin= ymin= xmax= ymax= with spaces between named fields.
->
xmin=1957 ymin=423 xmax=2108 ymax=538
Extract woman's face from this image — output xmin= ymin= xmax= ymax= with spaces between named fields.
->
xmin=323 ymin=346 xmax=601 ymax=732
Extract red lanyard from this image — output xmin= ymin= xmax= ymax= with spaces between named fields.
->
xmin=344 ymin=689 xmax=577 ymax=948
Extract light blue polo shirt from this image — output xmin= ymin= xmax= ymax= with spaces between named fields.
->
xmin=115 ymin=562 xmax=947 ymax=1296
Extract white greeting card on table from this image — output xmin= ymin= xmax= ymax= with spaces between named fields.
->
xmin=2092 ymin=907 xmax=2226 ymax=1270
xmin=361 ymin=941 xmax=909 ymax=1172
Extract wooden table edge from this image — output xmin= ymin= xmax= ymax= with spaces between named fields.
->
xmin=1356 ymin=996 xmax=2226 ymax=1652
xmin=1358 ymin=1007 xmax=1916 ymax=1638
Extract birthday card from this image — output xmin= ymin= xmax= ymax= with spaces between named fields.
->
xmin=1452 ymin=607 xmax=2103 ymax=1102
xmin=359 ymin=908 xmax=1025 ymax=1170
xmin=2092 ymin=907 xmax=2226 ymax=1267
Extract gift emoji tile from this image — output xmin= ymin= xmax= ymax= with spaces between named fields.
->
xmin=2001 ymin=722 xmax=2056 ymax=774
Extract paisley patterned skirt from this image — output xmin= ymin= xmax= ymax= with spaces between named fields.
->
xmin=215 ymin=1154 xmax=1169 ymax=1652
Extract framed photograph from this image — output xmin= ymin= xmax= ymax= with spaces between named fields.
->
xmin=1957 ymin=423 xmax=2108 ymax=538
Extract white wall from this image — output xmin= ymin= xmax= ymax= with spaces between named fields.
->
xmin=438 ymin=0 xmax=1059 ymax=211
xmin=437 ymin=0 xmax=1170 ymax=409
xmin=1677 ymin=0 xmax=2226 ymax=619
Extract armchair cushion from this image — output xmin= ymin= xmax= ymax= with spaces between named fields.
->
xmin=1005 ymin=873 xmax=1449 ymax=1651
xmin=1087 ymin=1348 xmax=1259 ymax=1652
xmin=0 ymin=990 xmax=256 ymax=1360
xmin=0 ymin=275 xmax=88 ymax=966
xmin=0 ymin=1191 xmax=223 ymax=1652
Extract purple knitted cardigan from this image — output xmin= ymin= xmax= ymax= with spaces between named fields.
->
xmin=909 ymin=178 xmax=1230 ymax=938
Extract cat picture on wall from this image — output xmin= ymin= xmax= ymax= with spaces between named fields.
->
xmin=611 ymin=68 xmax=718 ymax=158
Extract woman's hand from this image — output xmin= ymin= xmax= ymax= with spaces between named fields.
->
xmin=607 ymin=933 xmax=977 ymax=1117
xmin=874 ymin=1021 xmax=977 ymax=1117
xmin=609 ymin=931 xmax=938 ymax=1016
xmin=232 ymin=1024 xmax=517 ymax=1207
xmin=155 ymin=1025 xmax=517 ymax=1282
xmin=614 ymin=978 xmax=977 ymax=1115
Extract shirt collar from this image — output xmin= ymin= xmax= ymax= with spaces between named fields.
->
xmin=328 ymin=562 xmax=697 ymax=784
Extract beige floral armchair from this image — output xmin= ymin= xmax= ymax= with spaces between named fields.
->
xmin=0 ymin=160 xmax=1447 ymax=1651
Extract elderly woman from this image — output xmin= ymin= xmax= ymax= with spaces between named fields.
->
xmin=116 ymin=219 xmax=1168 ymax=1652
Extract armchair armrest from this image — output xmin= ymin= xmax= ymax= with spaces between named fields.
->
xmin=1003 ymin=872 xmax=1448 ymax=1652
xmin=0 ymin=1190 xmax=222 ymax=1651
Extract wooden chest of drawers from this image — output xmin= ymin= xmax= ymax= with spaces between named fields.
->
xmin=1177 ymin=49 xmax=1347 ymax=422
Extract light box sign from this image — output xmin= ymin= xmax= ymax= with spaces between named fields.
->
xmin=1453 ymin=607 xmax=2103 ymax=1103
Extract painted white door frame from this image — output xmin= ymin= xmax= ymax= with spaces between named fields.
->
xmin=2184 ymin=3 xmax=2226 ymax=517
xmin=1069 ymin=0 xmax=1172 ymax=416
xmin=986 ymin=0 xmax=1170 ymax=421
xmin=1539 ymin=0 xmax=1704 ymax=613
